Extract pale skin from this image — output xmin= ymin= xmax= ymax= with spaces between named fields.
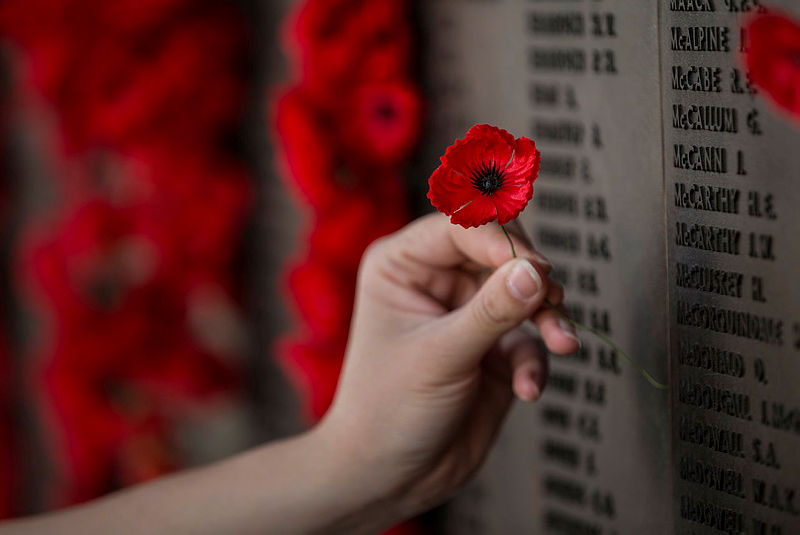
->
xmin=0 ymin=214 xmax=580 ymax=534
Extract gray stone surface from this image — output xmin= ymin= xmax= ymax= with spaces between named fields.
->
xmin=421 ymin=1 xmax=800 ymax=533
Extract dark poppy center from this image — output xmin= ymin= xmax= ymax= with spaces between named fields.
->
xmin=470 ymin=161 xmax=505 ymax=195
xmin=374 ymin=101 xmax=397 ymax=121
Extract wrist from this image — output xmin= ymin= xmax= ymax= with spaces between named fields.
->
xmin=303 ymin=417 xmax=408 ymax=533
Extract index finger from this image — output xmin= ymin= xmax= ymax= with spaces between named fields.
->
xmin=392 ymin=213 xmax=552 ymax=273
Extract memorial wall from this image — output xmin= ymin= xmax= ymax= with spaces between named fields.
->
xmin=420 ymin=1 xmax=800 ymax=533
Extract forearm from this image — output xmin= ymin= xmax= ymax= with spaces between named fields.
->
xmin=1 ymin=427 xmax=397 ymax=535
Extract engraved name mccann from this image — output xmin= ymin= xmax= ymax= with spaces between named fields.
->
xmin=672 ymin=104 xmax=737 ymax=133
xmin=673 ymin=144 xmax=727 ymax=173
xmin=671 ymin=26 xmax=730 ymax=52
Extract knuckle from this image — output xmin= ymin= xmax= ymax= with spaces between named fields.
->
xmin=473 ymin=290 xmax=512 ymax=327
xmin=361 ymin=236 xmax=391 ymax=267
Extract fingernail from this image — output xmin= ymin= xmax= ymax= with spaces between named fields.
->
xmin=507 ymin=259 xmax=542 ymax=301
xmin=532 ymin=252 xmax=552 ymax=272
xmin=558 ymin=319 xmax=582 ymax=347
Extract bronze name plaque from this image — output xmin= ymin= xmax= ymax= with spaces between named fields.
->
xmin=421 ymin=1 xmax=800 ymax=533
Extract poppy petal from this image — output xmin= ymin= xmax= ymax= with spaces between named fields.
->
xmin=442 ymin=125 xmax=514 ymax=178
xmin=493 ymin=182 xmax=534 ymax=225
xmin=505 ymin=139 xmax=540 ymax=184
xmin=427 ymin=163 xmax=481 ymax=215
xmin=464 ymin=124 xmax=516 ymax=145
xmin=450 ymin=195 xmax=498 ymax=228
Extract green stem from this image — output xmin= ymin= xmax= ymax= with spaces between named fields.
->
xmin=499 ymin=223 xmax=669 ymax=391
xmin=544 ymin=302 xmax=669 ymax=390
xmin=500 ymin=224 xmax=517 ymax=258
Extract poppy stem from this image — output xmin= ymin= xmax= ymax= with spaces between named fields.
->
xmin=499 ymin=223 xmax=669 ymax=391
xmin=500 ymin=224 xmax=517 ymax=258
xmin=542 ymin=303 xmax=670 ymax=390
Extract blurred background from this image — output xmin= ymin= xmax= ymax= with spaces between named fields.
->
xmin=0 ymin=0 xmax=430 ymax=528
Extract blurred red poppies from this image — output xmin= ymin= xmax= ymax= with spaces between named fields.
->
xmin=746 ymin=11 xmax=800 ymax=119
xmin=1 ymin=0 xmax=251 ymax=508
xmin=273 ymin=0 xmax=421 ymax=424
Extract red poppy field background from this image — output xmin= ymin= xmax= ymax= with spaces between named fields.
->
xmin=0 ymin=2 xmax=421 ymax=532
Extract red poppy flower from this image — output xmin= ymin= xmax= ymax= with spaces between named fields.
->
xmin=428 ymin=125 xmax=540 ymax=228
xmin=746 ymin=12 xmax=800 ymax=117
xmin=273 ymin=88 xmax=345 ymax=209
xmin=340 ymin=81 xmax=422 ymax=165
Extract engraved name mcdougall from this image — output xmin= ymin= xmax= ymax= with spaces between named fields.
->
xmin=678 ymin=379 xmax=751 ymax=420
xmin=676 ymin=301 xmax=784 ymax=345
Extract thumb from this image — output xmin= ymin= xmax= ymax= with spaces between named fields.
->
xmin=433 ymin=258 xmax=548 ymax=375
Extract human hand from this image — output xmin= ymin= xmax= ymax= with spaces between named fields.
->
xmin=0 ymin=214 xmax=581 ymax=535
xmin=315 ymin=213 xmax=581 ymax=531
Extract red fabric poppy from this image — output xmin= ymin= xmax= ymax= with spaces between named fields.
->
xmin=273 ymin=88 xmax=345 ymax=209
xmin=340 ymin=81 xmax=422 ymax=165
xmin=284 ymin=0 xmax=410 ymax=109
xmin=428 ymin=124 xmax=540 ymax=228
xmin=746 ymin=12 xmax=800 ymax=117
